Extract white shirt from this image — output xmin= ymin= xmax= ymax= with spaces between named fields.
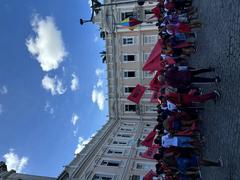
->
xmin=161 ymin=134 xmax=178 ymax=148
xmin=178 ymin=66 xmax=188 ymax=71
xmin=167 ymin=100 xmax=177 ymax=111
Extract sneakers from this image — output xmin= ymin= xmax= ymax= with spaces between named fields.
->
xmin=213 ymin=90 xmax=221 ymax=104
xmin=218 ymin=157 xmax=224 ymax=167
xmin=214 ymin=90 xmax=221 ymax=99
xmin=215 ymin=76 xmax=221 ymax=83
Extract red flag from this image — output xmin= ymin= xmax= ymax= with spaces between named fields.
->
xmin=175 ymin=122 xmax=198 ymax=136
xmin=141 ymin=130 xmax=157 ymax=147
xmin=151 ymin=6 xmax=162 ymax=19
xmin=143 ymin=170 xmax=157 ymax=180
xmin=143 ymin=39 xmax=162 ymax=71
xmin=149 ymin=71 xmax=165 ymax=91
xmin=166 ymin=57 xmax=176 ymax=65
xmin=150 ymin=90 xmax=162 ymax=103
xmin=127 ymin=84 xmax=146 ymax=104
xmin=140 ymin=146 xmax=158 ymax=159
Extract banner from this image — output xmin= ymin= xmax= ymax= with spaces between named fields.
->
xmin=127 ymin=84 xmax=146 ymax=104
xmin=140 ymin=130 xmax=157 ymax=147
xmin=140 ymin=146 xmax=158 ymax=159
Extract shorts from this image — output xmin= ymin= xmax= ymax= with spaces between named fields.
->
xmin=177 ymin=156 xmax=199 ymax=174
xmin=173 ymin=119 xmax=181 ymax=130
xmin=175 ymin=33 xmax=187 ymax=41
xmin=177 ymin=137 xmax=193 ymax=147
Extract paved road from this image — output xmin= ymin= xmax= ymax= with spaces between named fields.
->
xmin=191 ymin=0 xmax=240 ymax=179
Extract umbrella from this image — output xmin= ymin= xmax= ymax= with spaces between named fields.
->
xmin=120 ymin=17 xmax=142 ymax=30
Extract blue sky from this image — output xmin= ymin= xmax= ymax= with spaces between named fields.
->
xmin=0 ymin=0 xmax=108 ymax=177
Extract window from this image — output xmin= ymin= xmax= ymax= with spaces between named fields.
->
xmin=140 ymin=134 xmax=146 ymax=140
xmin=92 ymin=174 xmax=114 ymax=180
xmin=112 ymin=140 xmax=128 ymax=145
xmin=107 ymin=149 xmax=124 ymax=155
xmin=145 ymin=123 xmax=156 ymax=128
xmin=120 ymin=127 xmax=133 ymax=132
xmin=135 ymin=162 xmax=155 ymax=170
xmin=143 ymin=128 xmax=152 ymax=133
xmin=122 ymin=37 xmax=134 ymax=45
xmin=145 ymin=123 xmax=151 ymax=127
xmin=143 ymin=52 xmax=150 ymax=62
xmin=125 ymin=105 xmax=137 ymax=112
xmin=145 ymin=105 xmax=157 ymax=112
xmin=145 ymin=9 xmax=153 ymax=19
xmin=143 ymin=71 xmax=153 ymax=78
xmin=101 ymin=160 xmax=120 ymax=167
xmin=144 ymin=35 xmax=158 ymax=44
xmin=117 ymin=133 xmax=132 ymax=138
xmin=129 ymin=175 xmax=143 ymax=180
xmin=123 ymin=54 xmax=135 ymax=62
xmin=144 ymin=89 xmax=151 ymax=95
xmin=122 ymin=122 xmax=135 ymax=126
xmin=121 ymin=11 xmax=134 ymax=20
xmin=124 ymin=71 xmax=136 ymax=78
xmin=124 ymin=87 xmax=135 ymax=93
xmin=136 ymin=148 xmax=147 ymax=156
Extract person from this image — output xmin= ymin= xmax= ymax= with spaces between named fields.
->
xmin=166 ymin=22 xmax=201 ymax=35
xmin=161 ymin=133 xmax=202 ymax=148
xmin=164 ymin=66 xmax=220 ymax=89
xmin=158 ymin=90 xmax=220 ymax=108
xmin=176 ymin=155 xmax=223 ymax=175
xmin=163 ymin=113 xmax=197 ymax=132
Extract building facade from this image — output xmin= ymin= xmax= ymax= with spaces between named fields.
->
xmin=58 ymin=0 xmax=159 ymax=179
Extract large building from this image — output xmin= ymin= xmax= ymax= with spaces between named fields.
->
xmin=58 ymin=1 xmax=159 ymax=179
xmin=1 ymin=1 xmax=160 ymax=180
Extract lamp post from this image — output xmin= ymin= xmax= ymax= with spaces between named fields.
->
xmin=91 ymin=0 xmax=146 ymax=7
xmin=80 ymin=0 xmax=146 ymax=25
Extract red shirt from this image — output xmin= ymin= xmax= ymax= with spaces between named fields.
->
xmin=164 ymin=67 xmax=192 ymax=88
xmin=164 ymin=2 xmax=175 ymax=11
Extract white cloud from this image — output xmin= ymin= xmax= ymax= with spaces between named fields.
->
xmin=0 ymin=85 xmax=8 ymax=94
xmin=88 ymin=0 xmax=92 ymax=7
xmin=92 ymin=68 xmax=105 ymax=111
xmin=91 ymin=88 xmax=105 ymax=111
xmin=73 ymin=128 xmax=78 ymax=137
xmin=95 ymin=68 xmax=104 ymax=77
xmin=44 ymin=101 xmax=54 ymax=114
xmin=94 ymin=36 xmax=99 ymax=42
xmin=75 ymin=133 xmax=96 ymax=154
xmin=0 ymin=104 xmax=3 ymax=115
xmin=71 ymin=74 xmax=79 ymax=91
xmin=71 ymin=113 xmax=79 ymax=126
xmin=42 ymin=75 xmax=66 ymax=95
xmin=96 ymin=79 xmax=103 ymax=87
xmin=3 ymin=149 xmax=28 ymax=173
xmin=26 ymin=15 xmax=67 ymax=71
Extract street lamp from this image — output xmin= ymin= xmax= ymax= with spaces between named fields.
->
xmin=80 ymin=19 xmax=92 ymax=25
xmin=91 ymin=0 xmax=146 ymax=7
xmin=80 ymin=0 xmax=146 ymax=25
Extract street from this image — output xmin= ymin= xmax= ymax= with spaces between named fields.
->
xmin=192 ymin=0 xmax=240 ymax=179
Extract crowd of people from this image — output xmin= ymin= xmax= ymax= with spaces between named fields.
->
xmin=134 ymin=0 xmax=223 ymax=179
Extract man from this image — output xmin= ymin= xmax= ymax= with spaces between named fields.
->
xmin=164 ymin=66 xmax=220 ymax=89
xmin=158 ymin=90 xmax=220 ymax=108
xmin=161 ymin=133 xmax=200 ymax=148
